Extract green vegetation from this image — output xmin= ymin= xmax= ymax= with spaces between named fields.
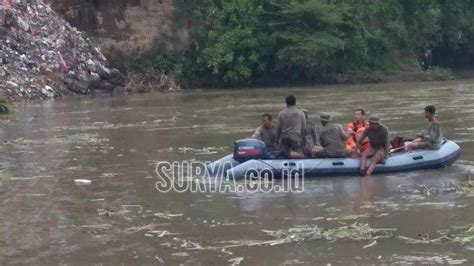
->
xmin=0 ymin=170 xmax=11 ymax=186
xmin=418 ymin=66 xmax=454 ymax=81
xmin=145 ymin=0 xmax=474 ymax=88
xmin=0 ymin=99 xmax=9 ymax=114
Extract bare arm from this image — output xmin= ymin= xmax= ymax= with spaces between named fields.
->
xmin=345 ymin=123 xmax=355 ymax=139
xmin=251 ymin=127 xmax=262 ymax=139
xmin=355 ymin=128 xmax=369 ymax=150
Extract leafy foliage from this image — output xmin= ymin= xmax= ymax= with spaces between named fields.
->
xmin=147 ymin=0 xmax=474 ymax=87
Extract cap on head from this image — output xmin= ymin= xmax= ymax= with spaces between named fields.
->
xmin=369 ymin=116 xmax=380 ymax=124
xmin=320 ymin=113 xmax=333 ymax=122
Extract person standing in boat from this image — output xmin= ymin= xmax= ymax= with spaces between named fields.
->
xmin=251 ymin=113 xmax=279 ymax=152
xmin=277 ymin=95 xmax=307 ymax=159
xmin=302 ymin=109 xmax=323 ymax=157
xmin=312 ymin=113 xmax=348 ymax=158
xmin=354 ymin=116 xmax=390 ymax=176
xmin=409 ymin=105 xmax=443 ymax=150
xmin=346 ymin=109 xmax=370 ymax=154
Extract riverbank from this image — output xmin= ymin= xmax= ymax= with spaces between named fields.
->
xmin=0 ymin=1 xmax=469 ymax=103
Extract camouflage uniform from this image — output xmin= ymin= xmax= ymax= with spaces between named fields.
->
xmin=303 ymin=121 xmax=320 ymax=153
xmin=319 ymin=123 xmax=348 ymax=158
xmin=423 ymin=121 xmax=443 ymax=150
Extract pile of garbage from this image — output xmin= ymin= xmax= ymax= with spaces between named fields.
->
xmin=0 ymin=0 xmax=126 ymax=101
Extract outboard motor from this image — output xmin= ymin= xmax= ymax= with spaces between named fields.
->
xmin=233 ymin=139 xmax=268 ymax=163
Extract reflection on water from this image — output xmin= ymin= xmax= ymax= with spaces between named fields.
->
xmin=0 ymin=79 xmax=473 ymax=264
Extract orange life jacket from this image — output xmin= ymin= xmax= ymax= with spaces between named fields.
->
xmin=346 ymin=120 xmax=370 ymax=152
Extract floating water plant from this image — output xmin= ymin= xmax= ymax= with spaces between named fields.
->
xmin=398 ymin=224 xmax=474 ymax=245
xmin=263 ymin=223 xmax=396 ymax=244
xmin=0 ymin=170 xmax=11 ymax=186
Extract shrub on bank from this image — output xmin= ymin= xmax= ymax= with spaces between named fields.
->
xmin=137 ymin=0 xmax=474 ymax=88
xmin=419 ymin=67 xmax=454 ymax=81
xmin=0 ymin=99 xmax=9 ymax=114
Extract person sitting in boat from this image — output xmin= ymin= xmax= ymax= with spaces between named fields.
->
xmin=302 ymin=109 xmax=323 ymax=157
xmin=409 ymin=105 xmax=443 ymax=150
xmin=251 ymin=113 xmax=279 ymax=152
xmin=346 ymin=109 xmax=370 ymax=154
xmin=277 ymin=95 xmax=306 ymax=159
xmin=312 ymin=113 xmax=348 ymax=158
xmin=354 ymin=116 xmax=390 ymax=176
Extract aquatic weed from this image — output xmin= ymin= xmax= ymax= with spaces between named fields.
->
xmin=263 ymin=223 xmax=397 ymax=243
xmin=0 ymin=170 xmax=11 ymax=186
xmin=398 ymin=223 xmax=474 ymax=245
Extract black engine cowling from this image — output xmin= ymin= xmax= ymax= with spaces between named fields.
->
xmin=233 ymin=139 xmax=268 ymax=163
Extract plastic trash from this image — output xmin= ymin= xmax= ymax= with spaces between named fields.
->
xmin=41 ymin=85 xmax=54 ymax=98
xmin=74 ymin=179 xmax=91 ymax=185
xmin=0 ymin=0 xmax=125 ymax=101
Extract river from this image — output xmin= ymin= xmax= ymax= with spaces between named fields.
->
xmin=0 ymin=80 xmax=473 ymax=265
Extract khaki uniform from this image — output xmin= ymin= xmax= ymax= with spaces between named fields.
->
xmin=252 ymin=126 xmax=279 ymax=151
xmin=304 ymin=121 xmax=320 ymax=146
xmin=277 ymin=106 xmax=306 ymax=153
xmin=424 ymin=121 xmax=443 ymax=149
xmin=358 ymin=125 xmax=390 ymax=158
xmin=319 ymin=123 xmax=348 ymax=158
xmin=303 ymin=121 xmax=321 ymax=155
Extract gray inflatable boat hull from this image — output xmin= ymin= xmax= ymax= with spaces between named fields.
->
xmin=207 ymin=140 xmax=461 ymax=179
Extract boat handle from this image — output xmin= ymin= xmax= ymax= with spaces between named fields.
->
xmin=283 ymin=162 xmax=297 ymax=167
xmin=332 ymin=162 xmax=344 ymax=166
xmin=413 ymin=156 xmax=424 ymax=160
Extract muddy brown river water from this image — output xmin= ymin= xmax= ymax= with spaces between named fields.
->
xmin=0 ymin=80 xmax=473 ymax=265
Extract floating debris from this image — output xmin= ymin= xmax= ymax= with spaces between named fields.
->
xmin=124 ymin=223 xmax=167 ymax=234
xmin=10 ymin=175 xmax=53 ymax=181
xmin=177 ymin=146 xmax=227 ymax=155
xmin=78 ymin=224 xmax=112 ymax=230
xmin=2 ymin=133 xmax=109 ymax=148
xmin=228 ymin=257 xmax=244 ymax=265
xmin=90 ymin=198 xmax=105 ymax=202
xmin=396 ymin=179 xmax=473 ymax=197
xmin=100 ymin=173 xmax=119 ymax=178
xmin=363 ymin=240 xmax=377 ymax=249
xmin=398 ymin=224 xmax=474 ymax=245
xmin=392 ymin=254 xmax=467 ymax=265
xmin=0 ymin=170 xmax=11 ymax=186
xmin=457 ymin=177 xmax=474 ymax=197
xmin=153 ymin=212 xmax=184 ymax=219
xmin=261 ymin=223 xmax=396 ymax=246
xmin=171 ymin=252 xmax=189 ymax=257
xmin=147 ymin=230 xmax=181 ymax=238
xmin=74 ymin=179 xmax=91 ymax=185
xmin=326 ymin=214 xmax=370 ymax=222
xmin=154 ymin=256 xmax=164 ymax=263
